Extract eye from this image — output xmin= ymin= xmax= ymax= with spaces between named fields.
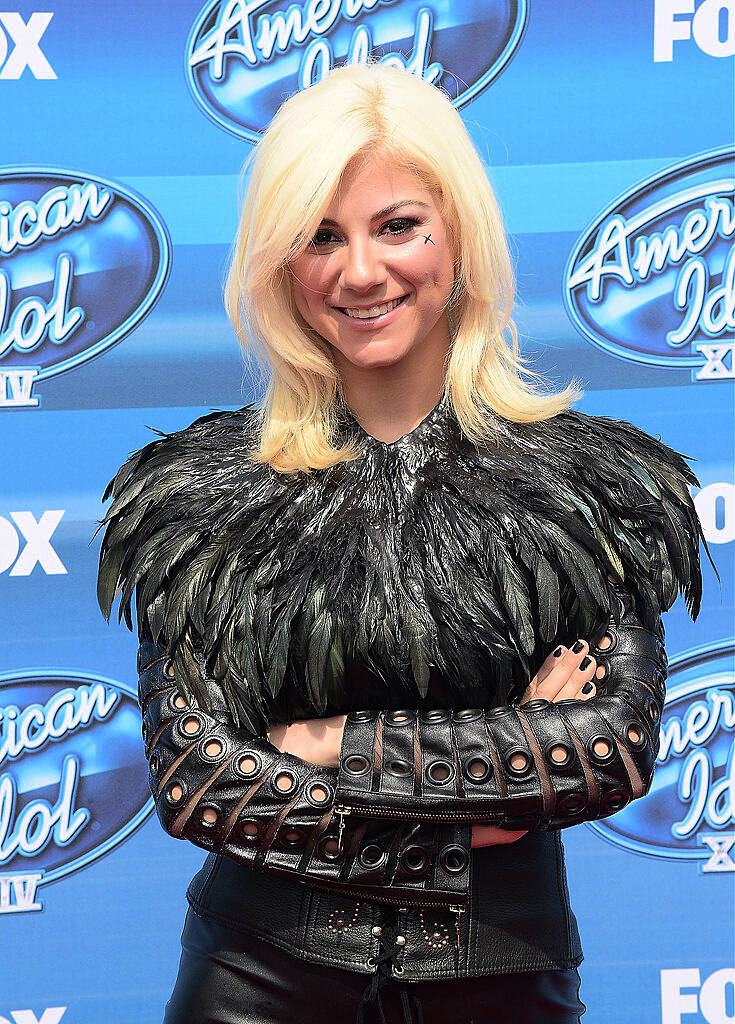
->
xmin=309 ymin=217 xmax=423 ymax=249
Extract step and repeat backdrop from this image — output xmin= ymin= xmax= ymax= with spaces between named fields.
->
xmin=1 ymin=1 xmax=733 ymax=1022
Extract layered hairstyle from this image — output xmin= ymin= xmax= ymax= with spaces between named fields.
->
xmin=223 ymin=59 xmax=583 ymax=474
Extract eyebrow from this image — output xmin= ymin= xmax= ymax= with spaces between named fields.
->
xmin=319 ymin=200 xmax=431 ymax=228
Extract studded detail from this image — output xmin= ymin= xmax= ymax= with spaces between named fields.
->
xmin=336 ymin=582 xmax=671 ymax=832
xmin=134 ymin=636 xmax=471 ymax=906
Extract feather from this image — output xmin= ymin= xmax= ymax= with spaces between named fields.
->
xmin=94 ymin=397 xmax=716 ymax=723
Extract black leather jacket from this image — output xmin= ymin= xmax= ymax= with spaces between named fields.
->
xmin=96 ymin=393 xmax=712 ymax=988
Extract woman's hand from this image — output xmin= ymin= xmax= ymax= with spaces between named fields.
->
xmin=471 ymin=637 xmax=600 ymax=849
xmin=266 ymin=714 xmax=347 ymax=767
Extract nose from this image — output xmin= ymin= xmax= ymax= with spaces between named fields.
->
xmin=338 ymin=235 xmax=387 ymax=293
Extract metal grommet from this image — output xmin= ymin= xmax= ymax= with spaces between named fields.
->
xmin=280 ymin=827 xmax=307 ymax=848
xmin=544 ymin=741 xmax=573 ymax=770
xmin=420 ymin=709 xmax=450 ymax=723
xmin=342 ymin=754 xmax=371 ymax=776
xmin=359 ymin=844 xmax=386 ymax=869
xmin=439 ymin=845 xmax=469 ymax=875
xmin=601 ymin=790 xmax=628 ymax=813
xmin=385 ymin=710 xmax=415 ymax=726
xmin=486 ymin=706 xmax=513 ymax=718
xmin=318 ymin=835 xmax=342 ymax=862
xmin=521 ymin=698 xmax=551 ymax=712
xmin=164 ymin=780 xmax=186 ymax=806
xmin=385 ymin=759 xmax=412 ymax=777
xmin=453 ymin=708 xmax=483 ymax=722
xmin=349 ymin=710 xmax=376 ymax=723
xmin=164 ymin=658 xmax=176 ymax=678
xmin=177 ymin=713 xmax=204 ymax=740
xmin=463 ymin=756 xmax=491 ymax=784
xmin=401 ymin=846 xmax=428 ymax=874
xmin=647 ymin=699 xmax=660 ymax=724
xmin=587 ymin=734 xmax=616 ymax=764
xmin=199 ymin=805 xmax=219 ymax=828
xmin=149 ymin=753 xmax=160 ymax=773
xmin=559 ymin=792 xmax=587 ymax=816
xmin=169 ymin=690 xmax=190 ymax=712
xmin=504 ymin=748 xmax=532 ymax=776
xmin=625 ymin=722 xmax=647 ymax=749
xmin=394 ymin=966 xmax=405 ymax=976
xmin=425 ymin=760 xmax=454 ymax=786
xmin=306 ymin=781 xmax=333 ymax=807
xmin=367 ymin=956 xmax=378 ymax=968
xmin=272 ymin=769 xmax=298 ymax=797
xmin=239 ymin=818 xmax=260 ymax=841
xmin=199 ymin=737 xmax=226 ymax=762
xmin=233 ymin=752 xmax=262 ymax=780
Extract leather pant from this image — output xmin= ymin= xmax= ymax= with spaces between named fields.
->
xmin=163 ymin=907 xmax=587 ymax=1024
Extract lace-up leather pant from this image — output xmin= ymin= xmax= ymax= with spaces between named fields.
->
xmin=163 ymin=907 xmax=587 ymax=1024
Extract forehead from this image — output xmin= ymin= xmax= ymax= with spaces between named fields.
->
xmin=324 ymin=156 xmax=438 ymax=219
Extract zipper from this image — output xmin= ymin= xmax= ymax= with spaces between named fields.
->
xmin=449 ymin=904 xmax=465 ymax=955
xmin=335 ymin=801 xmax=498 ymax=824
xmin=335 ymin=805 xmax=351 ymax=856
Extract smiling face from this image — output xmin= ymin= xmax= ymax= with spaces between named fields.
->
xmin=287 ymin=155 xmax=457 ymax=377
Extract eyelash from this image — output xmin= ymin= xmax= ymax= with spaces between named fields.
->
xmin=310 ymin=217 xmax=422 ymax=248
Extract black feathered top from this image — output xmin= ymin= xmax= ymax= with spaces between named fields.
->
xmin=96 ymin=390 xmax=712 ymax=734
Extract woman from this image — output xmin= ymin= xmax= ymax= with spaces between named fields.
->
xmin=95 ymin=62 xmax=714 ymax=1024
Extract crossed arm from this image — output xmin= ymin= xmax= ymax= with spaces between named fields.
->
xmin=267 ymin=634 xmax=605 ymax=848
xmin=136 ymin=574 xmax=667 ymax=905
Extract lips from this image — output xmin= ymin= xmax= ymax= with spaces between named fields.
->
xmin=336 ymin=294 xmax=409 ymax=318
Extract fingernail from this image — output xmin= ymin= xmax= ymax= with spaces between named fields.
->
xmin=553 ymin=646 xmax=563 ymax=657
xmin=582 ymin=681 xmax=593 ymax=694
xmin=572 ymin=640 xmax=584 ymax=653
xmin=579 ymin=655 xmax=591 ymax=670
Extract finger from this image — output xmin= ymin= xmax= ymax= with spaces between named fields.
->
xmin=532 ymin=644 xmax=567 ymax=687
xmin=532 ymin=639 xmax=591 ymax=701
xmin=554 ymin=650 xmax=597 ymax=701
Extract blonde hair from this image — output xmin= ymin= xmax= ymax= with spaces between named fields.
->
xmin=223 ymin=60 xmax=583 ymax=474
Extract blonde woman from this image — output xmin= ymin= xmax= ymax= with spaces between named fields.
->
xmin=96 ymin=60 xmax=712 ymax=1024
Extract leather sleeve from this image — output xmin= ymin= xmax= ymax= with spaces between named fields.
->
xmin=137 ymin=637 xmax=471 ymax=908
xmin=335 ymin=579 xmax=667 ymax=831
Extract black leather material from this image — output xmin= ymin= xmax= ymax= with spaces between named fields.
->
xmin=336 ymin=580 xmax=666 ymax=832
xmin=163 ymin=905 xmax=587 ymax=1023
xmin=138 ymin=638 xmax=472 ymax=908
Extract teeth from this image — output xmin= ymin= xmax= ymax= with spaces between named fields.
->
xmin=342 ymin=296 xmax=404 ymax=319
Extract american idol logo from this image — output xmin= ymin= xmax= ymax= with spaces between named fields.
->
xmin=0 ymin=670 xmax=154 ymax=913
xmin=588 ymin=641 xmax=734 ymax=873
xmin=0 ymin=168 xmax=172 ymax=409
xmin=564 ymin=146 xmax=734 ymax=383
xmin=185 ymin=0 xmax=528 ymax=141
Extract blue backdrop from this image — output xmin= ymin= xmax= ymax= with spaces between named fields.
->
xmin=1 ymin=2 xmax=733 ymax=1022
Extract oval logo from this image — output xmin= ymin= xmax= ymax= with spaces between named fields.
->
xmin=0 ymin=669 xmax=154 ymax=910
xmin=0 ymin=167 xmax=172 ymax=409
xmin=563 ymin=146 xmax=734 ymax=373
xmin=587 ymin=641 xmax=734 ymax=864
xmin=185 ymin=0 xmax=528 ymax=142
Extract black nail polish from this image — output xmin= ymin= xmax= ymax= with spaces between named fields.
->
xmin=582 ymin=681 xmax=593 ymax=694
xmin=553 ymin=645 xmax=563 ymax=657
xmin=572 ymin=640 xmax=584 ymax=653
xmin=579 ymin=655 xmax=591 ymax=670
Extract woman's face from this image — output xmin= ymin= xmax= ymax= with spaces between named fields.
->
xmin=287 ymin=156 xmax=456 ymax=373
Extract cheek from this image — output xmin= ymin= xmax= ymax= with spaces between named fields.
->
xmin=396 ymin=239 xmax=450 ymax=290
xmin=289 ymin=258 xmax=330 ymax=310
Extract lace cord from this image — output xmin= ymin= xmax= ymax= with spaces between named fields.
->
xmin=357 ymin=913 xmax=425 ymax=1024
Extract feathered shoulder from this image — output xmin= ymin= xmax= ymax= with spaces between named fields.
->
xmin=94 ymin=400 xmax=717 ymax=725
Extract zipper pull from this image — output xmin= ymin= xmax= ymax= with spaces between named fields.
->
xmin=449 ymin=904 xmax=465 ymax=954
xmin=335 ymin=805 xmax=352 ymax=856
